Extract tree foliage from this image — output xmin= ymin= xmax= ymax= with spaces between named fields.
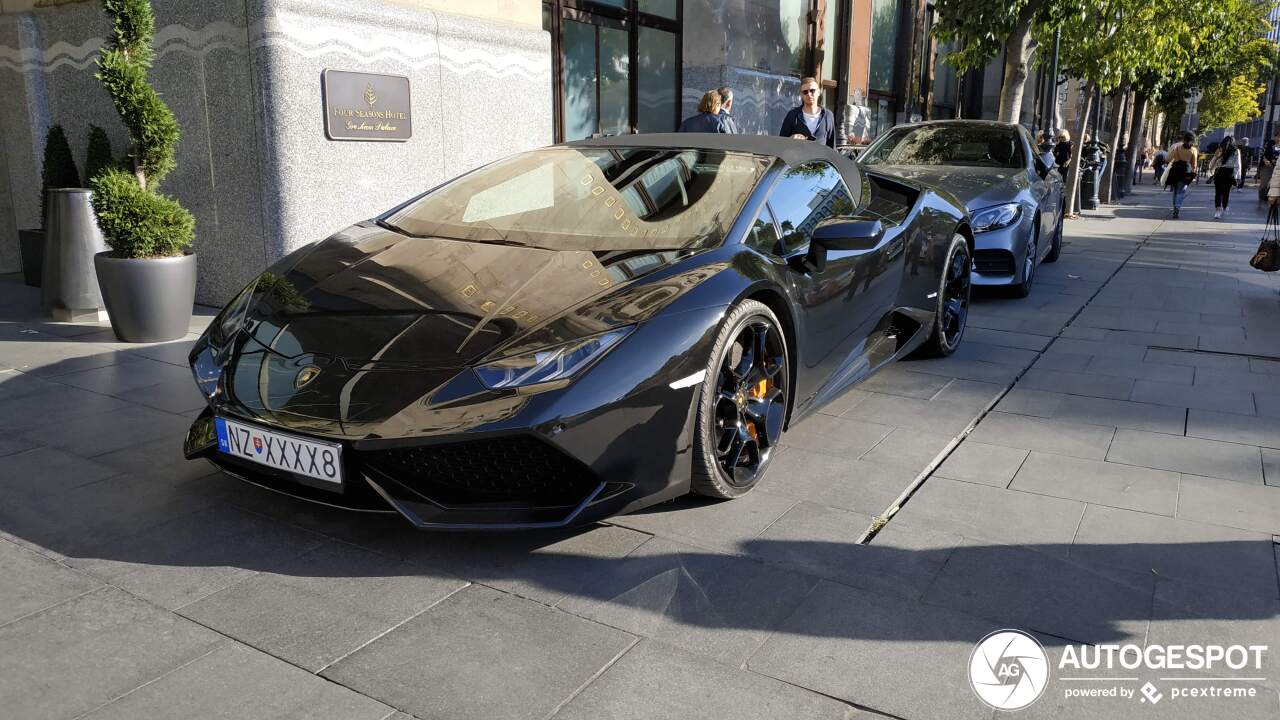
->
xmin=92 ymin=0 xmax=193 ymax=259
xmin=932 ymin=0 xmax=1046 ymax=74
xmin=39 ymin=125 xmax=81 ymax=226
xmin=1198 ymin=75 xmax=1265 ymax=130
xmin=84 ymin=125 xmax=116 ymax=183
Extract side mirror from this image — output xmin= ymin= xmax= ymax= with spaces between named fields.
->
xmin=806 ymin=218 xmax=884 ymax=271
xmin=1037 ymin=151 xmax=1057 ymax=178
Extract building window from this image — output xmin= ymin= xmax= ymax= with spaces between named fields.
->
xmin=546 ymin=1 xmax=682 ymax=142
xmin=867 ymin=0 xmax=900 ymax=94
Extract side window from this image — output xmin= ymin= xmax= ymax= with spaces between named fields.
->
xmin=746 ymin=205 xmax=782 ymax=255
xmin=768 ymin=161 xmax=855 ymax=253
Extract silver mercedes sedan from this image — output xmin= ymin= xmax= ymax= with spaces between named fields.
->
xmin=858 ymin=120 xmax=1064 ymax=297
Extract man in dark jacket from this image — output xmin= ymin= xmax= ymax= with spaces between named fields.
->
xmin=1258 ymin=131 xmax=1279 ymax=201
xmin=717 ymin=87 xmax=739 ymax=134
xmin=778 ymin=77 xmax=835 ymax=148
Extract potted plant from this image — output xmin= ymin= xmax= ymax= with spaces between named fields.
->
xmin=91 ymin=0 xmax=196 ymax=342
xmin=19 ymin=125 xmax=80 ymax=287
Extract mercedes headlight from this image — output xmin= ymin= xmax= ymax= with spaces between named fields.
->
xmin=971 ymin=203 xmax=1023 ymax=233
xmin=473 ymin=327 xmax=634 ymax=390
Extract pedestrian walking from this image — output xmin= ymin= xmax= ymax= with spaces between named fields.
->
xmin=1165 ymin=132 xmax=1198 ymax=219
xmin=779 ymin=77 xmax=836 ymax=149
xmin=678 ymin=90 xmax=729 ymax=133
xmin=1208 ymin=135 xmax=1241 ymax=219
xmin=1134 ymin=146 xmax=1150 ymax=184
xmin=1152 ymin=145 xmax=1168 ymax=184
xmin=1258 ymin=131 xmax=1279 ymax=202
xmin=716 ymin=86 xmax=739 ymax=134
xmin=1053 ymin=130 xmax=1072 ymax=173
xmin=1238 ymin=137 xmax=1252 ymax=189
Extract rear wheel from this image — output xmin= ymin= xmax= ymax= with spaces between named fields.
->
xmin=915 ymin=234 xmax=971 ymax=358
xmin=691 ymin=300 xmax=789 ymax=499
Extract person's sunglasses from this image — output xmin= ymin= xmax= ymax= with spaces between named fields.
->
xmin=801 ymin=88 xmax=818 ymax=95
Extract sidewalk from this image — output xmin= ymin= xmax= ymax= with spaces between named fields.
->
xmin=1 ymin=181 xmax=1278 ymax=720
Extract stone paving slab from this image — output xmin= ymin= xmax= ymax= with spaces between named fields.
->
xmin=323 ymin=584 xmax=636 ymax=720
xmin=1175 ymin=474 xmax=1280 ymax=535
xmin=1009 ymin=452 xmax=1181 ymax=516
xmin=935 ymin=441 xmax=1028 ymax=487
xmin=890 ymin=477 xmax=1085 ymax=552
xmin=747 ymin=580 xmax=997 ymax=720
xmin=552 ymin=639 xmax=859 ymax=719
xmin=0 ymin=587 xmax=224 ymax=720
xmin=81 ymin=643 xmax=393 ymax=720
xmin=967 ymin=411 xmax=1116 ymax=460
xmin=1106 ymin=428 xmax=1263 ymax=483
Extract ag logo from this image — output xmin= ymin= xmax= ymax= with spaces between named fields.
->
xmin=969 ymin=629 xmax=1049 ymax=710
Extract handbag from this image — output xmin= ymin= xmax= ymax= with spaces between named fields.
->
xmin=1250 ymin=205 xmax=1280 ymax=272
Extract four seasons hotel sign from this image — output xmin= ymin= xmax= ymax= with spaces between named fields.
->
xmin=322 ymin=69 xmax=412 ymax=141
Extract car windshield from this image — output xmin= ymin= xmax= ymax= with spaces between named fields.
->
xmin=860 ymin=125 xmax=1025 ymax=169
xmin=381 ymin=147 xmax=767 ymax=251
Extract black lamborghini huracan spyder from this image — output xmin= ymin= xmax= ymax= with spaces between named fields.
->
xmin=185 ymin=134 xmax=973 ymax=529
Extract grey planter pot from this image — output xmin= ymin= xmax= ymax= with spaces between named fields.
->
xmin=95 ymin=252 xmax=197 ymax=343
xmin=18 ymin=228 xmax=44 ymax=287
xmin=41 ymin=189 xmax=107 ymax=318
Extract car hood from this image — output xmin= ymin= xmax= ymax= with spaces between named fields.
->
xmin=213 ymin=223 xmax=697 ymax=434
xmin=861 ymin=165 xmax=1026 ymax=210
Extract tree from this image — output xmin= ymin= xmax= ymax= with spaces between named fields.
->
xmin=932 ymin=0 xmax=1050 ymax=123
xmin=1196 ymin=75 xmax=1264 ymax=131
xmin=90 ymin=0 xmax=193 ymax=259
xmin=39 ymin=125 xmax=81 ymax=226
xmin=84 ymin=124 xmax=115 ymax=183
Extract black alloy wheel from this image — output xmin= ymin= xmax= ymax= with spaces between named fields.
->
xmin=916 ymin=234 xmax=971 ymax=358
xmin=692 ymin=300 xmax=789 ymax=498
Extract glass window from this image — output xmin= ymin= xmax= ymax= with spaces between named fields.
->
xmin=819 ymin=0 xmax=837 ymax=82
xmin=931 ymin=39 xmax=958 ymax=117
xmin=599 ymin=26 xmax=630 ymax=136
xmin=778 ymin=0 xmax=809 ymax=77
xmin=562 ymin=19 xmax=599 ymax=141
xmin=768 ymin=161 xmax=856 ymax=253
xmin=637 ymin=26 xmax=678 ymax=133
xmin=746 ymin=206 xmax=782 ymax=254
xmin=639 ymin=0 xmax=676 ymax=19
xmin=868 ymin=0 xmax=900 ymax=93
xmin=860 ymin=125 xmax=1026 ymax=168
xmin=384 ymin=147 xmax=766 ymax=251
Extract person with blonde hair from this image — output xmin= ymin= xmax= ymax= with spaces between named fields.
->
xmin=1053 ymin=129 xmax=1072 ymax=172
xmin=778 ymin=77 xmax=836 ymax=148
xmin=678 ymin=90 xmax=729 ymax=133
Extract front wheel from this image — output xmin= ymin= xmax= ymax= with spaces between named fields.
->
xmin=1043 ymin=204 xmax=1064 ymax=263
xmin=1013 ymin=224 xmax=1038 ymax=298
xmin=691 ymin=300 xmax=790 ymax=499
xmin=915 ymin=234 xmax=971 ymax=358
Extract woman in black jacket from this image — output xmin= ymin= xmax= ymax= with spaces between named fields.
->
xmin=779 ymin=77 xmax=836 ymax=148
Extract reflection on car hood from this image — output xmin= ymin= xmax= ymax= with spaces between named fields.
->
xmin=862 ymin=165 xmax=1025 ymax=210
xmin=216 ymin=223 xmax=705 ymax=434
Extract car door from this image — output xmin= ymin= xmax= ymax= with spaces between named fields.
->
xmin=765 ymin=160 xmax=902 ymax=410
xmin=1023 ymin=129 xmax=1062 ymax=253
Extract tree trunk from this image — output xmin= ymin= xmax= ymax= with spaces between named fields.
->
xmin=1065 ymin=84 xmax=1095 ymax=216
xmin=1099 ymin=89 xmax=1128 ymax=204
xmin=1121 ymin=92 xmax=1148 ymax=195
xmin=996 ymin=1 xmax=1042 ymax=123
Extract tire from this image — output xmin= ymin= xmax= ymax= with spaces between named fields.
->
xmin=915 ymin=233 xmax=971 ymax=358
xmin=691 ymin=299 xmax=789 ymax=499
xmin=1013 ymin=223 xmax=1038 ymax=298
xmin=1043 ymin=204 xmax=1064 ymax=263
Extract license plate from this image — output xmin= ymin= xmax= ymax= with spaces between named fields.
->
xmin=214 ymin=417 xmax=343 ymax=485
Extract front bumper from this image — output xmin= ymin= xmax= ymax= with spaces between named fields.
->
xmin=970 ymin=222 xmax=1026 ymax=286
xmin=183 ymin=308 xmax=724 ymax=529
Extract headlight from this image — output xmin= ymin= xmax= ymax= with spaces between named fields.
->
xmin=971 ymin=203 xmax=1023 ymax=233
xmin=208 ymin=278 xmax=259 ymax=348
xmin=473 ymin=327 xmax=634 ymax=390
xmin=191 ymin=346 xmax=221 ymax=399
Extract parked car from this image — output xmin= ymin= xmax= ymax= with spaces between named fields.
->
xmin=184 ymin=134 xmax=973 ymax=529
xmin=858 ymin=120 xmax=1064 ymax=297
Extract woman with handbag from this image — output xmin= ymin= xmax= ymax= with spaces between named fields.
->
xmin=1207 ymin=136 xmax=1241 ymax=219
xmin=1164 ymin=132 xmax=1198 ymax=219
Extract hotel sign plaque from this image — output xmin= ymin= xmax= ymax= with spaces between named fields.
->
xmin=322 ymin=69 xmax=412 ymax=141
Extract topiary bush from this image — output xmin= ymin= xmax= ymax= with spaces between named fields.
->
xmin=84 ymin=124 xmax=116 ymax=182
xmin=39 ymin=124 xmax=81 ymax=226
xmin=91 ymin=0 xmax=193 ymax=258
xmin=90 ymin=167 xmax=194 ymax=258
